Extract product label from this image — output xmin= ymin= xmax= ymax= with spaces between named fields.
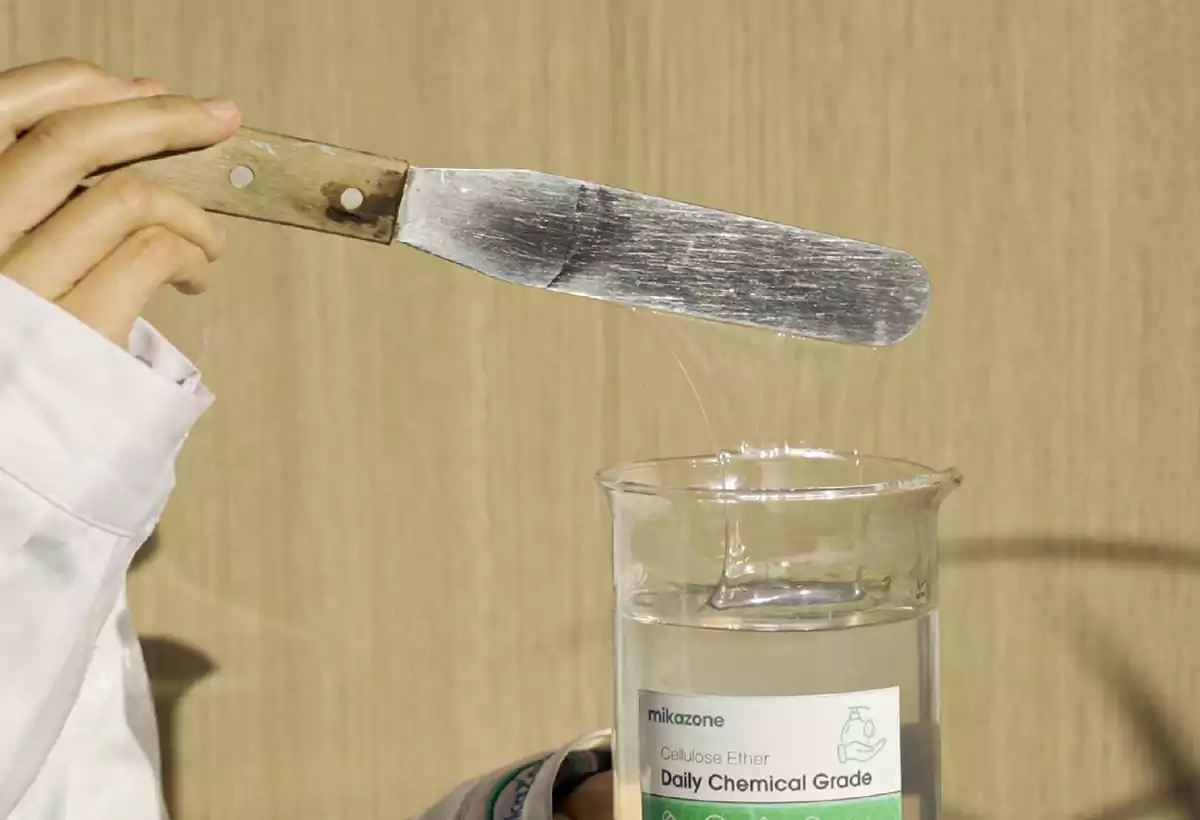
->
xmin=639 ymin=688 xmax=901 ymax=820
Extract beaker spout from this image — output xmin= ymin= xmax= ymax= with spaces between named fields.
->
xmin=931 ymin=467 xmax=964 ymax=506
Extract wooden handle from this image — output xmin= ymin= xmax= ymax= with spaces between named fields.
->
xmin=119 ymin=127 xmax=410 ymax=244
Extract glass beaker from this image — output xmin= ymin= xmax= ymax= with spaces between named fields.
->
xmin=598 ymin=447 xmax=960 ymax=820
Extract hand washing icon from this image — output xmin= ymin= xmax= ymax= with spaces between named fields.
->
xmin=836 ymin=706 xmax=887 ymax=764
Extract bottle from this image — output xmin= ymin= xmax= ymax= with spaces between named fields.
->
xmin=598 ymin=447 xmax=961 ymax=820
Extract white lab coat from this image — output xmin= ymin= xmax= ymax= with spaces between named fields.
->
xmin=0 ymin=274 xmax=610 ymax=819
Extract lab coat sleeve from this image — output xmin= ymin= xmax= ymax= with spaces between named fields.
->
xmin=0 ymin=274 xmax=212 ymax=817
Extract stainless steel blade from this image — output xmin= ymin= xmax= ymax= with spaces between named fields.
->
xmin=395 ymin=168 xmax=930 ymax=346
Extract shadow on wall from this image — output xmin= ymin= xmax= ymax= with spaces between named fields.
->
xmin=943 ymin=537 xmax=1200 ymax=820
xmin=129 ymin=530 xmax=1200 ymax=819
xmin=946 ymin=536 xmax=1200 ymax=574
xmin=131 ymin=530 xmax=219 ymax=818
xmin=141 ymin=638 xmax=217 ymax=817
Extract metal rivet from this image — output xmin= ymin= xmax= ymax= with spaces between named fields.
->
xmin=340 ymin=187 xmax=364 ymax=210
xmin=229 ymin=165 xmax=254 ymax=188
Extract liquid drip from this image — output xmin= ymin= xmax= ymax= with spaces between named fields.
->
xmin=634 ymin=313 xmax=878 ymax=614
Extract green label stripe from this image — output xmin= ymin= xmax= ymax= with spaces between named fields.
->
xmin=643 ymin=793 xmax=901 ymax=820
xmin=485 ymin=759 xmax=545 ymax=820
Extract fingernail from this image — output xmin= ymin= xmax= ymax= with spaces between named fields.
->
xmin=201 ymin=98 xmax=239 ymax=122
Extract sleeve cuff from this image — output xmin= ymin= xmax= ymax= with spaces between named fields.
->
xmin=413 ymin=730 xmax=612 ymax=820
xmin=0 ymin=275 xmax=213 ymax=534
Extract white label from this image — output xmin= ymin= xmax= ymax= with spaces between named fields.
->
xmin=639 ymin=687 xmax=901 ymax=805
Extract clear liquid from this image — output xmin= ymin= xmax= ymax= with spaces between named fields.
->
xmin=614 ymin=595 xmax=939 ymax=820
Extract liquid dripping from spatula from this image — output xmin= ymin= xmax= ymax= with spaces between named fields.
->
xmin=636 ymin=310 xmax=881 ymax=612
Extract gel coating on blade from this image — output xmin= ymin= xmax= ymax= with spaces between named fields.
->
xmin=395 ymin=168 xmax=930 ymax=346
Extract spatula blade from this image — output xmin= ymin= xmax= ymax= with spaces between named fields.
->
xmin=395 ymin=168 xmax=930 ymax=346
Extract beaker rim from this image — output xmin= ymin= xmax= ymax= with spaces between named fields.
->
xmin=596 ymin=447 xmax=961 ymax=501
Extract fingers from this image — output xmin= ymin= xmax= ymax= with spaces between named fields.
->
xmin=0 ymin=58 xmax=143 ymax=150
xmin=0 ymin=59 xmax=236 ymax=345
xmin=57 ymin=226 xmax=211 ymax=344
xmin=0 ymin=93 xmax=239 ymax=251
xmin=4 ymin=169 xmax=225 ymax=299
xmin=559 ymin=772 xmax=613 ymax=820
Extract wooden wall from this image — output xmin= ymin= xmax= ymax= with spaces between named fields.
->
xmin=4 ymin=1 xmax=1199 ymax=817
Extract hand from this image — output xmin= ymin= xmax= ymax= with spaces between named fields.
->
xmin=558 ymin=772 xmax=613 ymax=820
xmin=0 ymin=58 xmax=240 ymax=345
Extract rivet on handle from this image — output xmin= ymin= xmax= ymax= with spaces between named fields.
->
xmin=229 ymin=165 xmax=255 ymax=189
xmin=340 ymin=187 xmax=364 ymax=210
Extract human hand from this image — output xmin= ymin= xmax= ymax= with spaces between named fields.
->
xmin=0 ymin=58 xmax=239 ymax=345
xmin=558 ymin=771 xmax=613 ymax=820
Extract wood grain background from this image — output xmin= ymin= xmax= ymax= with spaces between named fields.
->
xmin=4 ymin=1 xmax=1199 ymax=817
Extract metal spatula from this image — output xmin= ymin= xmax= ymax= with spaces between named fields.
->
xmin=118 ymin=127 xmax=931 ymax=346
